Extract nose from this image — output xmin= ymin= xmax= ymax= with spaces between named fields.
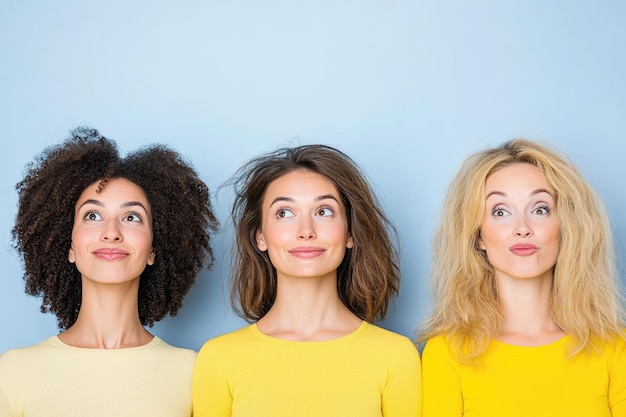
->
xmin=513 ymin=215 xmax=533 ymax=238
xmin=101 ymin=219 xmax=123 ymax=242
xmin=297 ymin=216 xmax=316 ymax=240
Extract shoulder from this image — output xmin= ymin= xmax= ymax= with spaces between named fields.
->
xmin=358 ymin=324 xmax=421 ymax=383
xmin=363 ymin=323 xmax=413 ymax=343
xmin=197 ymin=325 xmax=255 ymax=355
xmin=598 ymin=332 xmax=626 ymax=360
xmin=359 ymin=323 xmax=419 ymax=357
xmin=149 ymin=337 xmax=197 ymax=361
xmin=194 ymin=325 xmax=256 ymax=374
xmin=423 ymin=334 xmax=449 ymax=351
xmin=0 ymin=337 xmax=62 ymax=381
xmin=422 ymin=334 xmax=456 ymax=362
xmin=0 ymin=336 xmax=59 ymax=361
xmin=421 ymin=334 xmax=464 ymax=384
xmin=607 ymin=332 xmax=626 ymax=349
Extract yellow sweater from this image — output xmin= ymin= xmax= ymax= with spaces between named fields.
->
xmin=422 ymin=334 xmax=626 ymax=417
xmin=192 ymin=321 xmax=422 ymax=417
xmin=0 ymin=336 xmax=196 ymax=417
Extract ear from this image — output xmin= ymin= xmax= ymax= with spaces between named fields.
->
xmin=68 ymin=246 xmax=75 ymax=263
xmin=477 ymin=233 xmax=486 ymax=250
xmin=256 ymin=229 xmax=267 ymax=251
xmin=346 ymin=235 xmax=354 ymax=249
xmin=147 ymin=248 xmax=156 ymax=266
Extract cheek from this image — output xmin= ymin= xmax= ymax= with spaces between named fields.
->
xmin=477 ymin=223 xmax=510 ymax=255
xmin=141 ymin=232 xmax=154 ymax=252
xmin=542 ymin=218 xmax=560 ymax=242
xmin=323 ymin=223 xmax=350 ymax=245
xmin=127 ymin=229 xmax=154 ymax=251
xmin=547 ymin=224 xmax=561 ymax=252
xmin=257 ymin=225 xmax=284 ymax=251
xmin=69 ymin=227 xmax=88 ymax=250
xmin=478 ymin=223 xmax=498 ymax=247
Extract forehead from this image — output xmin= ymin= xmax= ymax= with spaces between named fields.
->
xmin=485 ymin=163 xmax=553 ymax=194
xmin=76 ymin=177 xmax=151 ymax=209
xmin=263 ymin=170 xmax=340 ymax=201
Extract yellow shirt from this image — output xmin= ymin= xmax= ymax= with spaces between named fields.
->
xmin=422 ymin=334 xmax=626 ymax=417
xmin=193 ymin=321 xmax=422 ymax=417
xmin=0 ymin=336 xmax=196 ymax=417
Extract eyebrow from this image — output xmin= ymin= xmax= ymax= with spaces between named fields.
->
xmin=269 ymin=194 xmax=339 ymax=207
xmin=486 ymin=188 xmax=553 ymax=199
xmin=78 ymin=199 xmax=149 ymax=212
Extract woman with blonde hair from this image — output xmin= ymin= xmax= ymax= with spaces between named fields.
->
xmin=420 ymin=139 xmax=626 ymax=416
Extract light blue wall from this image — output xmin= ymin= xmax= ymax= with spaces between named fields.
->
xmin=1 ymin=0 xmax=625 ymax=353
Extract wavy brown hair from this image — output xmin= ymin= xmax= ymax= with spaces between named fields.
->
xmin=229 ymin=144 xmax=400 ymax=323
xmin=419 ymin=139 xmax=624 ymax=361
xmin=12 ymin=126 xmax=219 ymax=330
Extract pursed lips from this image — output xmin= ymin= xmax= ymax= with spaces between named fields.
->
xmin=509 ymin=243 xmax=539 ymax=256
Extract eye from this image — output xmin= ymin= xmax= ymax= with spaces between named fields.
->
xmin=492 ymin=206 xmax=510 ymax=217
xmin=276 ymin=208 xmax=294 ymax=218
xmin=533 ymin=205 xmax=551 ymax=215
xmin=317 ymin=206 xmax=334 ymax=217
xmin=124 ymin=212 xmax=142 ymax=222
xmin=83 ymin=210 xmax=102 ymax=221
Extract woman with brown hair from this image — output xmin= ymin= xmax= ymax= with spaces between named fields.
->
xmin=420 ymin=139 xmax=626 ymax=416
xmin=0 ymin=127 xmax=219 ymax=417
xmin=193 ymin=144 xmax=421 ymax=417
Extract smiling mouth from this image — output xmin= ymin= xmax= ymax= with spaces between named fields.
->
xmin=288 ymin=247 xmax=325 ymax=258
xmin=93 ymin=249 xmax=129 ymax=261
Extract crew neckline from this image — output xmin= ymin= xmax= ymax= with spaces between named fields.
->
xmin=492 ymin=333 xmax=569 ymax=349
xmin=249 ymin=320 xmax=368 ymax=346
xmin=50 ymin=334 xmax=160 ymax=351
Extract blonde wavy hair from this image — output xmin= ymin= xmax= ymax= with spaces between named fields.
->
xmin=420 ymin=139 xmax=624 ymax=362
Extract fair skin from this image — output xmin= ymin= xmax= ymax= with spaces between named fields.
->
xmin=255 ymin=170 xmax=360 ymax=341
xmin=60 ymin=178 xmax=156 ymax=349
xmin=479 ymin=163 xmax=565 ymax=346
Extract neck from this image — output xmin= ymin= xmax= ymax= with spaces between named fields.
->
xmin=497 ymin=271 xmax=565 ymax=345
xmin=257 ymin=273 xmax=362 ymax=341
xmin=58 ymin=278 xmax=152 ymax=349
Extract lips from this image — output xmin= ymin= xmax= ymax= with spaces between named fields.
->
xmin=288 ymin=247 xmax=325 ymax=259
xmin=509 ymin=243 xmax=538 ymax=256
xmin=93 ymin=248 xmax=129 ymax=261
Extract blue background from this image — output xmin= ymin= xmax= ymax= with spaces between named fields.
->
xmin=1 ymin=0 xmax=625 ymax=353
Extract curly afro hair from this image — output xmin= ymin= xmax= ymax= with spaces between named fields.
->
xmin=12 ymin=126 xmax=219 ymax=330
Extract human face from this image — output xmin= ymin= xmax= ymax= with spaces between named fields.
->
xmin=68 ymin=178 xmax=155 ymax=285
xmin=479 ymin=163 xmax=560 ymax=283
xmin=256 ymin=170 xmax=353 ymax=282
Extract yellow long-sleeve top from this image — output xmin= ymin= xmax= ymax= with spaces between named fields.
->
xmin=192 ymin=321 xmax=422 ymax=417
xmin=422 ymin=334 xmax=626 ymax=417
xmin=0 ymin=335 xmax=196 ymax=417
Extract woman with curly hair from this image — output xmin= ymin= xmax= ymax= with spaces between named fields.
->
xmin=192 ymin=144 xmax=421 ymax=417
xmin=0 ymin=127 xmax=218 ymax=417
xmin=420 ymin=139 xmax=626 ymax=416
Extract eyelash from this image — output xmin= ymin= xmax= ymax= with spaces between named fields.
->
xmin=124 ymin=212 xmax=143 ymax=222
xmin=491 ymin=204 xmax=552 ymax=217
xmin=317 ymin=205 xmax=334 ymax=216
xmin=83 ymin=210 xmax=101 ymax=221
xmin=274 ymin=205 xmax=335 ymax=218
xmin=533 ymin=205 xmax=551 ymax=215
xmin=82 ymin=210 xmax=143 ymax=222
xmin=275 ymin=207 xmax=294 ymax=218
xmin=491 ymin=207 xmax=508 ymax=217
